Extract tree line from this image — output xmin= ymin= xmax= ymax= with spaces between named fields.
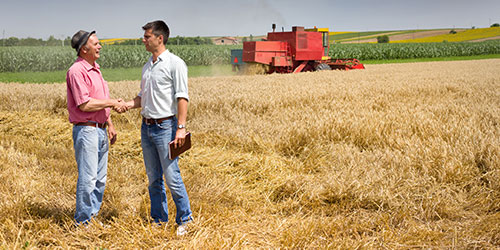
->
xmin=0 ymin=35 xmax=214 ymax=46
xmin=116 ymin=36 xmax=214 ymax=45
xmin=0 ymin=36 xmax=71 ymax=46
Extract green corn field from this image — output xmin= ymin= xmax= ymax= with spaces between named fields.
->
xmin=330 ymin=41 xmax=500 ymax=60
xmin=0 ymin=45 xmax=241 ymax=72
xmin=0 ymin=41 xmax=499 ymax=72
xmin=182 ymin=42 xmax=500 ymax=62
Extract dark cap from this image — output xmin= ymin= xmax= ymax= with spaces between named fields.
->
xmin=71 ymin=30 xmax=96 ymax=55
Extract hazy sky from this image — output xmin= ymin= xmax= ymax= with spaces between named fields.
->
xmin=1 ymin=0 xmax=499 ymax=39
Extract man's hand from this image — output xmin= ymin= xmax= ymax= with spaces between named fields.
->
xmin=108 ymin=123 xmax=117 ymax=145
xmin=173 ymin=128 xmax=187 ymax=149
xmin=113 ymin=99 xmax=129 ymax=113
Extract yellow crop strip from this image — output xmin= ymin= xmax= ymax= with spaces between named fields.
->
xmin=329 ymin=31 xmax=353 ymax=35
xmin=393 ymin=27 xmax=500 ymax=43
xmin=100 ymin=38 xmax=127 ymax=45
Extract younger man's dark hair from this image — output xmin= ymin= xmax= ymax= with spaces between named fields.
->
xmin=142 ymin=20 xmax=170 ymax=45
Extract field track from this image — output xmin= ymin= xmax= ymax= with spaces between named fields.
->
xmin=471 ymin=35 xmax=500 ymax=42
xmin=343 ymin=29 xmax=456 ymax=43
xmin=1 ymin=59 xmax=499 ymax=248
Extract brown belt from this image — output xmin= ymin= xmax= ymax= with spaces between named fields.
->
xmin=75 ymin=122 xmax=107 ymax=128
xmin=143 ymin=116 xmax=174 ymax=125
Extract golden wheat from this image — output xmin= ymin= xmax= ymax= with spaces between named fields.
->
xmin=0 ymin=59 xmax=499 ymax=248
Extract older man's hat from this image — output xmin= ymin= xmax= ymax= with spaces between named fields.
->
xmin=71 ymin=30 xmax=95 ymax=55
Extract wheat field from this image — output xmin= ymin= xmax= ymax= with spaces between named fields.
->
xmin=0 ymin=59 xmax=499 ymax=248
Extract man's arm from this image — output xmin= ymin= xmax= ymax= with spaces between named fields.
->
xmin=125 ymin=96 xmax=142 ymax=110
xmin=79 ymin=98 xmax=124 ymax=112
xmin=107 ymin=116 xmax=117 ymax=145
xmin=177 ymin=98 xmax=188 ymax=129
xmin=173 ymin=98 xmax=188 ymax=148
xmin=114 ymin=96 xmax=141 ymax=113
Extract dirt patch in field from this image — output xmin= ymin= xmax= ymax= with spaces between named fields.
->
xmin=343 ymin=29 xmax=459 ymax=43
xmin=469 ymin=35 xmax=500 ymax=42
xmin=340 ymin=31 xmax=401 ymax=43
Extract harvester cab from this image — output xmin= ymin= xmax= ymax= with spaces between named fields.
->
xmin=304 ymin=27 xmax=330 ymax=60
xmin=231 ymin=25 xmax=364 ymax=74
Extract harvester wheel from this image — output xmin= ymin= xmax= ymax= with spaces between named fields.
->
xmin=315 ymin=63 xmax=331 ymax=71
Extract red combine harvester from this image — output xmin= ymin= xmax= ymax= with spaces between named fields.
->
xmin=231 ymin=25 xmax=364 ymax=74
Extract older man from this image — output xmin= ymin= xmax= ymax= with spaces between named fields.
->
xmin=66 ymin=30 xmax=126 ymax=224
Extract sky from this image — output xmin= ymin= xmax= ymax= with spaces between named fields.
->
xmin=1 ymin=0 xmax=499 ymax=39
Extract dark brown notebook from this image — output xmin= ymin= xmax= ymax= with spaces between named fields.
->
xmin=168 ymin=132 xmax=191 ymax=160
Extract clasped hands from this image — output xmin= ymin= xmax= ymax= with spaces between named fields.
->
xmin=113 ymin=99 xmax=130 ymax=113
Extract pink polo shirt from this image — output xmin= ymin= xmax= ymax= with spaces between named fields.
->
xmin=66 ymin=57 xmax=110 ymax=124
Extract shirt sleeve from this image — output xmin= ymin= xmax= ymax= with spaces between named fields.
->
xmin=138 ymin=78 xmax=144 ymax=98
xmin=138 ymin=63 xmax=148 ymax=98
xmin=68 ymin=71 xmax=91 ymax=106
xmin=172 ymin=59 xmax=189 ymax=102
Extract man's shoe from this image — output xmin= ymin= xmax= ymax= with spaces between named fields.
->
xmin=176 ymin=224 xmax=188 ymax=236
xmin=96 ymin=221 xmax=110 ymax=229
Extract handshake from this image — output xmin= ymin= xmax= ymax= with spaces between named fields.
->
xmin=113 ymin=99 xmax=131 ymax=113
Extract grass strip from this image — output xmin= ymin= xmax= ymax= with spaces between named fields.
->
xmin=0 ymin=65 xmax=236 ymax=83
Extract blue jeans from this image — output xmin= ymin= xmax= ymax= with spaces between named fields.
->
xmin=72 ymin=125 xmax=108 ymax=224
xmin=141 ymin=117 xmax=192 ymax=225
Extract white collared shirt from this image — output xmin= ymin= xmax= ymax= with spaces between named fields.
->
xmin=138 ymin=50 xmax=189 ymax=119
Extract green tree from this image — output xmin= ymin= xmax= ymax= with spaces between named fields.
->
xmin=377 ymin=35 xmax=389 ymax=43
xmin=64 ymin=36 xmax=71 ymax=46
xmin=166 ymin=36 xmax=213 ymax=45
xmin=5 ymin=37 xmax=19 ymax=46
xmin=491 ymin=23 xmax=500 ymax=27
xmin=47 ymin=35 xmax=59 ymax=46
xmin=18 ymin=37 xmax=42 ymax=46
